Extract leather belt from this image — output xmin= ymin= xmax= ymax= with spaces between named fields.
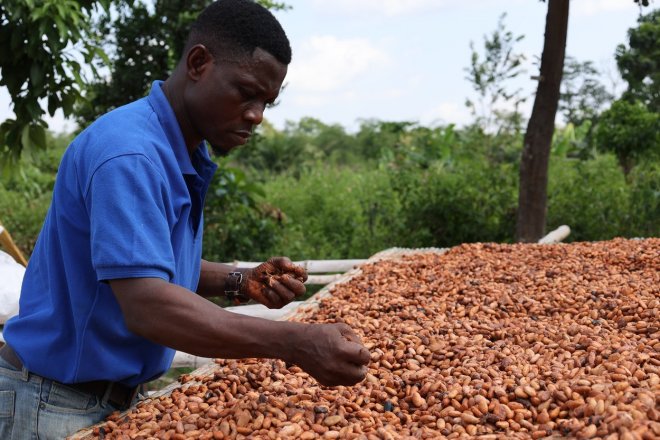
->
xmin=0 ymin=344 xmax=139 ymax=410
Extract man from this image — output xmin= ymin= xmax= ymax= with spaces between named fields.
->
xmin=0 ymin=1 xmax=370 ymax=438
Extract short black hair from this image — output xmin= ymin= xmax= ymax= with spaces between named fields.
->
xmin=186 ymin=0 xmax=291 ymax=65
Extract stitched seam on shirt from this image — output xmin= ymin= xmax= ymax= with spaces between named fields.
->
xmin=82 ymin=152 xmax=166 ymax=202
xmin=72 ymin=285 xmax=102 ymax=383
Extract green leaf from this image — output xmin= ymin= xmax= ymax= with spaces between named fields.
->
xmin=20 ymin=124 xmax=32 ymax=152
xmin=47 ymin=94 xmax=60 ymax=117
xmin=10 ymin=29 xmax=23 ymax=51
xmin=29 ymin=64 xmax=44 ymax=88
xmin=61 ymin=92 xmax=76 ymax=116
xmin=29 ymin=124 xmax=47 ymax=150
xmin=26 ymin=99 xmax=42 ymax=120
xmin=53 ymin=15 xmax=68 ymax=42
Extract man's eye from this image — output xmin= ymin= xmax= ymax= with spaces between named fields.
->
xmin=239 ymin=87 xmax=256 ymax=100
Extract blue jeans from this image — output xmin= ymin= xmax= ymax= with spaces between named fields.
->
xmin=0 ymin=355 xmax=119 ymax=439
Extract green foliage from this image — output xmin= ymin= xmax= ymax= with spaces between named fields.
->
xmin=400 ymin=160 xmax=519 ymax=247
xmin=547 ymin=153 xmax=658 ymax=240
xmin=1 ymin=123 xmax=658 ymax=263
xmin=370 ymin=122 xmax=457 ymax=169
xmin=76 ymin=0 xmax=290 ymax=127
xmin=547 ymin=155 xmax=631 ymax=241
xmin=595 ymin=99 xmax=660 ymax=175
xmin=230 ymin=119 xmax=326 ymax=174
xmin=627 ymin=161 xmax=660 ymax=236
xmin=354 ymin=120 xmax=416 ymax=161
xmin=202 ymin=158 xmax=283 ymax=262
xmin=262 ymin=167 xmax=407 ymax=260
xmin=559 ymin=56 xmax=613 ymax=127
xmin=76 ymin=0 xmax=204 ymax=125
xmin=233 ymin=119 xmax=460 ymax=175
xmin=464 ymin=13 xmax=527 ymax=133
xmin=0 ymin=132 xmax=70 ymax=256
xmin=616 ymin=9 xmax=660 ymax=112
xmin=0 ymin=188 xmax=50 ymax=255
xmin=550 ymin=122 xmax=594 ymax=160
xmin=0 ymin=0 xmax=109 ymax=166
xmin=455 ymin=122 xmax=523 ymax=165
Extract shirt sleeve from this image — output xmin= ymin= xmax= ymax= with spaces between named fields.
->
xmin=85 ymin=154 xmax=175 ymax=282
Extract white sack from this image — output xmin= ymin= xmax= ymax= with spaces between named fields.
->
xmin=0 ymin=250 xmax=24 ymax=324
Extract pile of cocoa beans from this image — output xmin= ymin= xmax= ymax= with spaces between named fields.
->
xmin=93 ymin=238 xmax=659 ymax=440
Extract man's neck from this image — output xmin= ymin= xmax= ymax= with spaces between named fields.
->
xmin=162 ymin=73 xmax=201 ymax=156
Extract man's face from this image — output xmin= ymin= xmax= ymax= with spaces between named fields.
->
xmin=184 ymin=47 xmax=287 ymax=155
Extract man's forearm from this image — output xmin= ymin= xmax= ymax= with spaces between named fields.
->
xmin=113 ymin=277 xmax=301 ymax=361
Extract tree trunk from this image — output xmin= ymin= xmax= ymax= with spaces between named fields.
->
xmin=516 ymin=0 xmax=569 ymax=242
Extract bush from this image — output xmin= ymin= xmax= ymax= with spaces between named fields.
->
xmin=626 ymin=160 xmax=660 ymax=237
xmin=0 ymin=133 xmax=69 ymax=256
xmin=595 ymin=99 xmax=660 ymax=175
xmin=202 ymin=162 xmax=284 ymax=263
xmin=0 ymin=187 xmax=51 ymax=256
xmin=262 ymin=166 xmax=407 ymax=260
xmin=1 ymin=126 xmax=658 ymax=264
xmin=401 ymin=159 xmax=518 ymax=247
xmin=547 ymin=154 xmax=631 ymax=241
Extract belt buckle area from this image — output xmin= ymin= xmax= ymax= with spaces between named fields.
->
xmin=108 ymin=383 xmax=140 ymax=411
xmin=125 ymin=385 xmax=139 ymax=409
xmin=120 ymin=386 xmax=140 ymax=411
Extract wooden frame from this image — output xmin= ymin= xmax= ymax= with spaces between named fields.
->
xmin=0 ymin=224 xmax=28 ymax=267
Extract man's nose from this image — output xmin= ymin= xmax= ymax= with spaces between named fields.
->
xmin=244 ymin=103 xmax=264 ymax=125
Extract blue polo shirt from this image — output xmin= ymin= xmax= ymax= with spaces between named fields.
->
xmin=4 ymin=81 xmax=217 ymax=387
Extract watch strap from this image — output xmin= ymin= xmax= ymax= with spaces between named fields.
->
xmin=225 ymin=271 xmax=249 ymax=304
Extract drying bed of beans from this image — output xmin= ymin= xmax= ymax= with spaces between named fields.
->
xmin=89 ymin=238 xmax=659 ymax=440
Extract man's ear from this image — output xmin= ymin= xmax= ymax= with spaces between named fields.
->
xmin=186 ymin=44 xmax=213 ymax=81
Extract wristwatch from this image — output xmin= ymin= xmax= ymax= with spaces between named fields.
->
xmin=224 ymin=271 xmax=250 ymax=304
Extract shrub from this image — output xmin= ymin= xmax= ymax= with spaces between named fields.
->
xmin=202 ymin=162 xmax=284 ymax=263
xmin=595 ymin=99 xmax=660 ymax=176
xmin=401 ymin=159 xmax=518 ymax=247
xmin=547 ymin=154 xmax=631 ymax=241
xmin=262 ymin=166 xmax=407 ymax=260
xmin=626 ymin=160 xmax=660 ymax=237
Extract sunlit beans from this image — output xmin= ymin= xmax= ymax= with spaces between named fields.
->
xmin=89 ymin=238 xmax=659 ymax=439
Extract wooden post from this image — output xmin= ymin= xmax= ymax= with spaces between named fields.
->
xmin=0 ymin=224 xmax=28 ymax=267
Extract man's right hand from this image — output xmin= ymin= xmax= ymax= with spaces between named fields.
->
xmin=289 ymin=323 xmax=370 ymax=386
xmin=110 ymin=277 xmax=369 ymax=386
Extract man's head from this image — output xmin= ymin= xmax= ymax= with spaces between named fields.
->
xmin=184 ymin=0 xmax=291 ymax=66
xmin=173 ymin=0 xmax=291 ymax=155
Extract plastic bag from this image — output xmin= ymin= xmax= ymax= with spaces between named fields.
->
xmin=0 ymin=250 xmax=24 ymax=324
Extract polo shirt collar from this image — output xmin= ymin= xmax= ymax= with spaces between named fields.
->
xmin=147 ymin=80 xmax=198 ymax=176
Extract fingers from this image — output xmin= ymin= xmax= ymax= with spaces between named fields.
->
xmin=267 ymin=278 xmax=296 ymax=306
xmin=269 ymin=257 xmax=308 ymax=282
xmin=338 ymin=340 xmax=370 ymax=366
xmin=319 ymin=362 xmax=368 ymax=387
xmin=335 ymin=325 xmax=370 ymax=366
xmin=337 ymin=323 xmax=362 ymax=344
xmin=278 ymin=274 xmax=306 ymax=297
xmin=254 ymin=261 xmax=276 ymax=279
xmin=291 ymin=323 xmax=371 ymax=387
xmin=262 ymin=288 xmax=284 ymax=309
xmin=290 ymin=264 xmax=308 ymax=283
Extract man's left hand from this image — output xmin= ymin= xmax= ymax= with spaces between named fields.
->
xmin=242 ymin=257 xmax=307 ymax=308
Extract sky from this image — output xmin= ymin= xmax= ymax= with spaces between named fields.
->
xmin=0 ymin=0 xmax=649 ymax=133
